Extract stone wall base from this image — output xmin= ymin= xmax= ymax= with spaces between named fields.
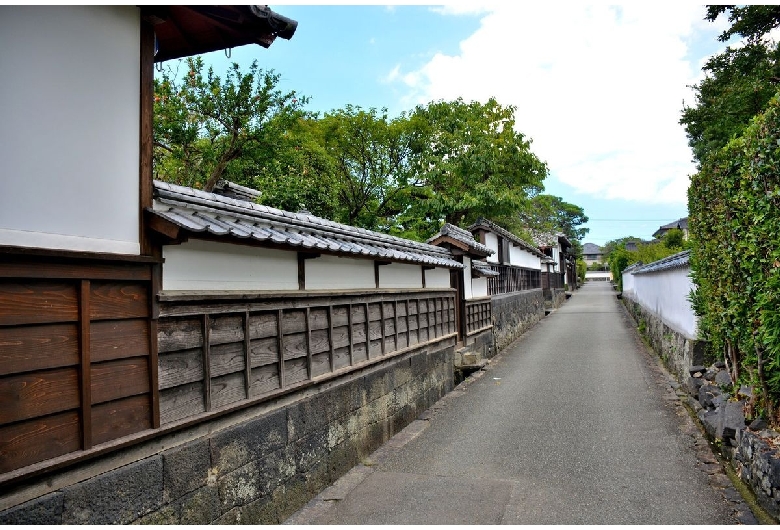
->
xmin=543 ymin=288 xmax=566 ymax=310
xmin=623 ymin=296 xmax=780 ymax=522
xmin=622 ymin=295 xmax=710 ymax=381
xmin=491 ymin=289 xmax=545 ymax=353
xmin=0 ymin=339 xmax=455 ymax=524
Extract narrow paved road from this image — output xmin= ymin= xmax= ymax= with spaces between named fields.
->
xmin=287 ymin=282 xmax=744 ymax=524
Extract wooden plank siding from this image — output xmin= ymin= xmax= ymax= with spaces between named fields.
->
xmin=0 ymin=258 xmax=156 ymax=475
xmin=465 ymin=297 xmax=493 ymax=336
xmin=157 ymin=290 xmax=457 ymax=426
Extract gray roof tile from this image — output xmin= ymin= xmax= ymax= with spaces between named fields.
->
xmin=152 ymin=181 xmax=464 ymax=269
xmin=472 ymin=260 xmax=500 ymax=278
xmin=428 ymin=223 xmax=494 ymax=256
xmin=630 ymin=250 xmax=690 ymax=274
xmin=468 ymin=218 xmax=547 ymax=259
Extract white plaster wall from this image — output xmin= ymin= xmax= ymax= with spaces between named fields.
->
xmin=509 ymin=245 xmax=542 ymax=269
xmin=462 ymin=257 xmax=473 ymax=300
xmin=472 ymin=277 xmax=488 ymax=298
xmin=0 ymin=6 xmax=141 ymax=254
xmin=306 ymin=255 xmax=375 ymax=290
xmin=163 ymin=240 xmax=298 ymax=290
xmin=378 ymin=262 xmax=423 ymax=289
xmin=484 ymin=232 xmax=499 ymax=263
xmin=631 ymin=268 xmax=697 ymax=338
xmin=622 ymin=271 xmax=636 ymax=295
xmin=425 ymin=267 xmax=451 ymax=289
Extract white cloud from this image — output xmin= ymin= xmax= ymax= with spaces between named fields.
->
xmin=389 ymin=4 xmax=721 ymax=206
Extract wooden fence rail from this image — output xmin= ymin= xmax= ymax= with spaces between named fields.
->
xmin=156 ymin=290 xmax=456 ymax=426
xmin=487 ymin=265 xmax=541 ymax=295
xmin=464 ymin=297 xmax=492 ymax=336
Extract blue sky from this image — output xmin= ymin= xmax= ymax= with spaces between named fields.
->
xmin=179 ymin=4 xmax=734 ymax=247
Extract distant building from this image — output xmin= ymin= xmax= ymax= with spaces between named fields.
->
xmin=653 ymin=217 xmax=688 ymax=240
xmin=582 ymin=242 xmax=603 ymax=266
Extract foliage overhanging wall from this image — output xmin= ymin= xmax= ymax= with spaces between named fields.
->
xmin=688 ymin=92 xmax=780 ymax=420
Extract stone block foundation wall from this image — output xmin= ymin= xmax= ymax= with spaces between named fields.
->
xmin=622 ymin=295 xmax=709 ymax=382
xmin=491 ymin=289 xmax=545 ymax=353
xmin=0 ymin=338 xmax=455 ymax=524
xmin=622 ymin=296 xmax=780 ymax=521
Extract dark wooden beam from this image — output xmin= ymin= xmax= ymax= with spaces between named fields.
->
xmin=201 ymin=314 xmax=211 ymax=411
xmin=327 ymin=305 xmax=335 ymax=373
xmin=79 ymin=280 xmax=92 ymax=450
xmin=145 ymin=212 xmax=183 ymax=242
xmin=243 ymin=310 xmax=251 ymax=399
xmin=139 ymin=21 xmax=155 ymax=256
xmin=276 ymin=310 xmax=285 ymax=388
xmin=297 ymin=252 xmax=320 ymax=290
xmin=305 ymin=308 xmax=312 ymax=380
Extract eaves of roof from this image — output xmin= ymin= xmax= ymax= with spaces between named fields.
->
xmin=150 ymin=181 xmax=464 ymax=269
xmin=628 ymin=250 xmax=690 ymax=275
xmin=144 ymin=6 xmax=298 ymax=62
xmin=467 ymin=218 xmax=547 ymax=259
xmin=427 ymin=223 xmax=494 ymax=257
xmin=471 ymin=260 xmax=500 ymax=278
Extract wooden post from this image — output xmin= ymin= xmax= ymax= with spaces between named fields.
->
xmin=244 ymin=311 xmax=251 ymax=399
xmin=139 ymin=21 xmax=155 ymax=256
xmin=393 ymin=300 xmax=399 ymax=351
xmin=432 ymin=298 xmax=438 ymax=338
xmin=379 ymin=301 xmax=386 ymax=355
xmin=149 ymin=317 xmax=160 ymax=429
xmin=327 ymin=305 xmax=335 ymax=373
xmin=277 ymin=309 xmax=285 ymax=388
xmin=149 ymin=263 xmax=161 ymax=429
xmin=202 ymin=314 xmax=211 ymax=412
xmin=364 ymin=303 xmax=370 ymax=358
xmin=347 ymin=304 xmax=354 ymax=365
xmin=79 ymin=280 xmax=92 ymax=450
xmin=298 ymin=254 xmax=306 ymax=290
xmin=405 ymin=299 xmax=411 ymax=346
xmin=305 ymin=307 xmax=313 ymax=379
xmin=415 ymin=299 xmax=421 ymax=344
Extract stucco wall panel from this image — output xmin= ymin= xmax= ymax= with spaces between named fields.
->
xmin=0 ymin=6 xmax=141 ymax=254
xmin=425 ymin=268 xmax=450 ymax=289
xmin=378 ymin=263 xmax=422 ymax=289
xmin=306 ymin=255 xmax=375 ymax=290
xmin=163 ymin=240 xmax=298 ymax=291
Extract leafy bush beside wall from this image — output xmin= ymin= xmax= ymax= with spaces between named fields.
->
xmin=689 ymin=92 xmax=780 ymax=422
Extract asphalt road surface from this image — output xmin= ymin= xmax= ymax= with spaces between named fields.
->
xmin=287 ymin=282 xmax=746 ymax=524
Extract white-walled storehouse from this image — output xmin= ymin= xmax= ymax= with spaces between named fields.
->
xmin=0 ymin=3 xmax=298 ymax=488
xmin=151 ymin=181 xmax=464 ymax=294
xmin=622 ymin=251 xmax=696 ymax=339
xmin=468 ymin=218 xmax=549 ymax=295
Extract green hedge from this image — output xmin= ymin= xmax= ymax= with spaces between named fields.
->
xmin=689 ymin=92 xmax=780 ymax=422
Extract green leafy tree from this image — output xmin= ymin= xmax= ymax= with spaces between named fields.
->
xmin=154 ymin=57 xmax=308 ymax=191
xmin=681 ymin=6 xmax=780 ymax=165
xmin=314 ymin=105 xmax=426 ymax=231
xmin=400 ymin=98 xmax=547 ymax=236
xmin=689 ymin=92 xmax=780 ymax=421
xmin=511 ymin=194 xmax=589 ymax=256
xmin=253 ymin=117 xmax=341 ymax=218
xmin=705 ymin=5 xmax=780 ymax=43
xmin=662 ymin=228 xmax=686 ymax=250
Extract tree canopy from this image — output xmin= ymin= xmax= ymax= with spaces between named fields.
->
xmin=154 ymin=57 xmax=308 ymax=191
xmin=681 ymin=6 xmax=780 ymax=165
xmin=153 ymin=59 xmax=588 ymax=246
xmin=684 ymin=6 xmax=780 ymax=423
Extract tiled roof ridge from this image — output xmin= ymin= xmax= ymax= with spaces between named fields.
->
xmin=432 ymin=222 xmax=494 ymax=256
xmin=628 ymin=250 xmax=690 ymax=274
xmin=469 ymin=218 xmax=547 ymax=258
xmin=154 ymin=180 xmax=454 ymax=258
xmin=472 ymin=260 xmax=500 ymax=277
xmin=213 ymin=179 xmax=262 ymax=199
